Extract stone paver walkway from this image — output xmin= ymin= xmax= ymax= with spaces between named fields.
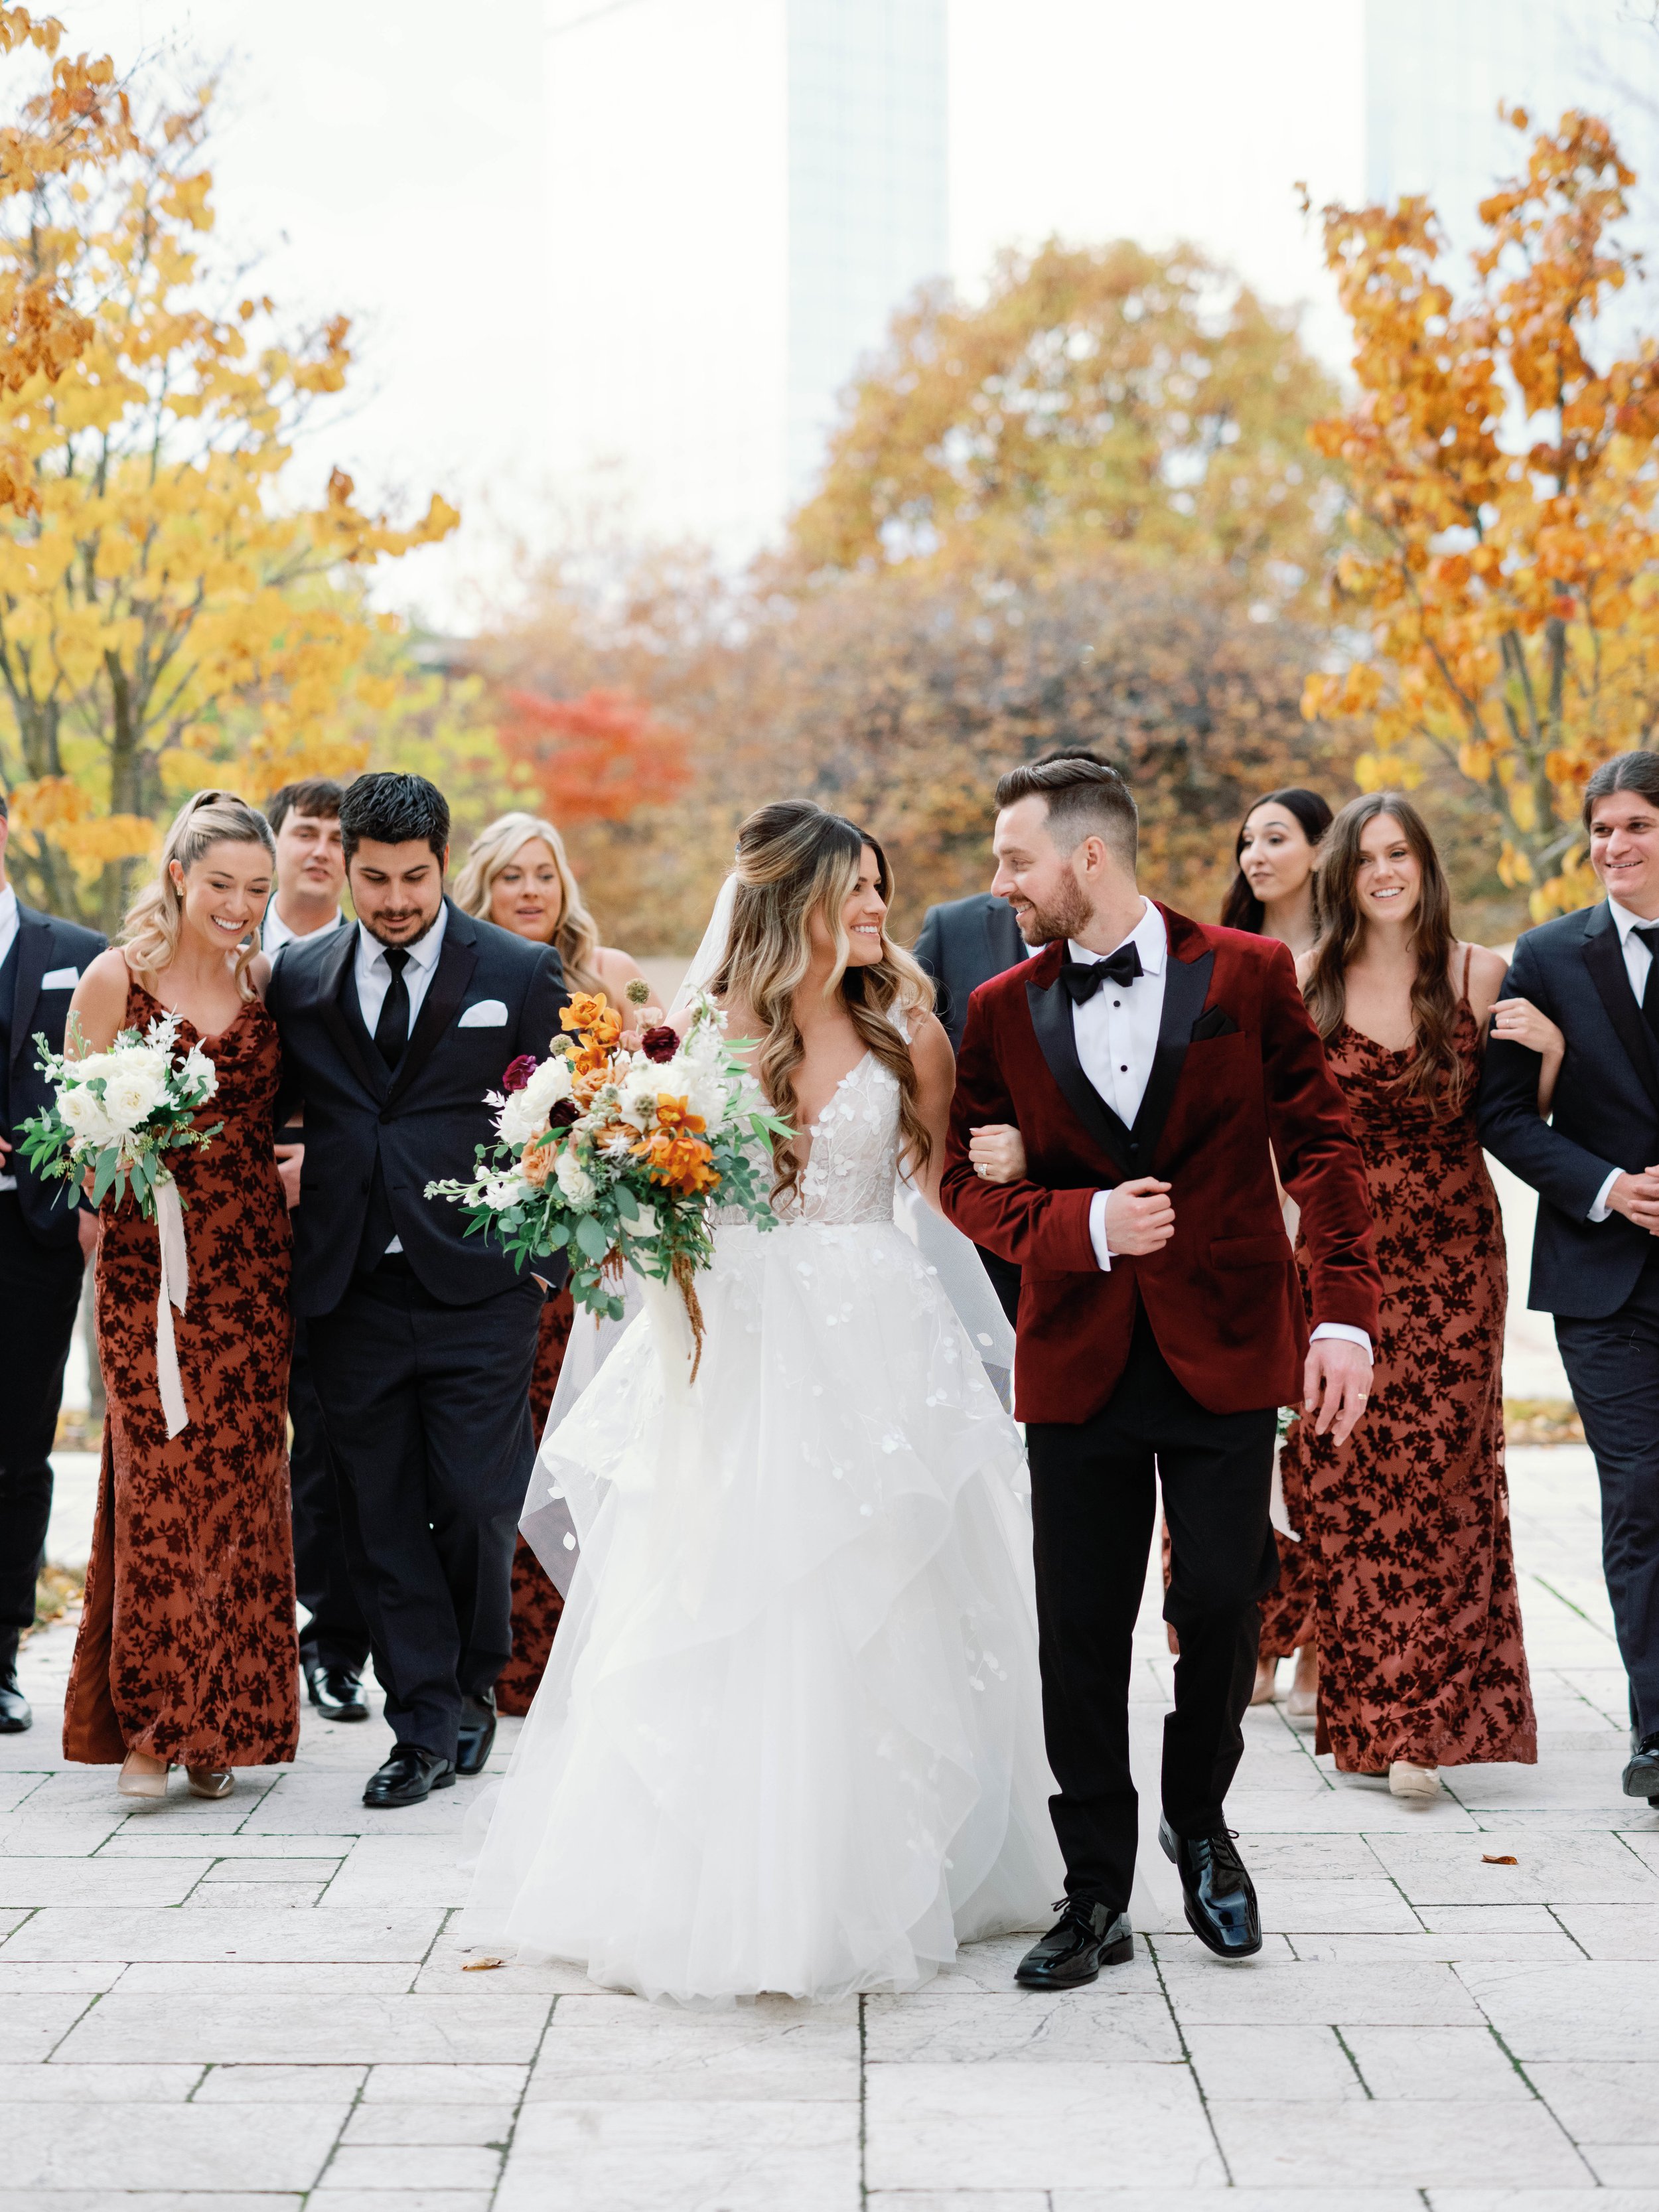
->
xmin=3 ymin=1444 xmax=1656 ymax=2210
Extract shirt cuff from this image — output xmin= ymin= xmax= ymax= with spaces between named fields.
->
xmin=1088 ymin=1189 xmax=1112 ymax=1272
xmin=1311 ymin=1321 xmax=1372 ymax=1360
xmin=1588 ymin=1169 xmax=1621 ymax=1223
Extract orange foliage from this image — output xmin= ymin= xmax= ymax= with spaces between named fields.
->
xmin=500 ymin=686 xmax=690 ymax=824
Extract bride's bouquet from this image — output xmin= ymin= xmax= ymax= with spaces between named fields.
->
xmin=425 ymin=986 xmax=790 ymax=1376
xmin=20 ymin=1009 xmax=221 ymax=1218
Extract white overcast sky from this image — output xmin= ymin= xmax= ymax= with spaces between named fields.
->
xmin=44 ymin=1 xmax=1657 ymax=623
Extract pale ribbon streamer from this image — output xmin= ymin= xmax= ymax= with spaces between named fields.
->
xmin=153 ymin=1174 xmax=190 ymax=1438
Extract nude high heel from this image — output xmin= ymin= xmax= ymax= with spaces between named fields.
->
xmin=117 ymin=1751 xmax=170 ymax=1800
xmin=186 ymin=1767 xmax=234 ymax=1801
xmin=1250 ymin=1657 xmax=1280 ymax=1706
xmin=1389 ymin=1758 xmax=1441 ymax=1802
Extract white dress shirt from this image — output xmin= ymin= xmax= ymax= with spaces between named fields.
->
xmin=353 ymin=901 xmax=447 ymax=1035
xmin=1587 ymin=897 xmax=1658 ymax=1222
xmin=353 ymin=904 xmax=447 ymax=1255
xmin=1076 ymin=900 xmax=1370 ymax=1357
xmin=263 ymin=901 xmax=346 ymax=958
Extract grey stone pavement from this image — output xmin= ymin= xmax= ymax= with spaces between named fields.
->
xmin=3 ymin=1444 xmax=1657 ymax=2211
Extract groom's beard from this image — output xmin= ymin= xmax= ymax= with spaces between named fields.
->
xmin=360 ymin=905 xmax=441 ymax=950
xmin=1015 ymin=875 xmax=1094 ymax=948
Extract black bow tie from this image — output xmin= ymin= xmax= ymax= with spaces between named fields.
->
xmin=1059 ymin=945 xmax=1143 ymax=1002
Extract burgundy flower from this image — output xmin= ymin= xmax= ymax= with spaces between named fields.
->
xmin=502 ymin=1054 xmax=539 ymax=1094
xmin=641 ymin=1025 xmax=678 ymax=1065
xmin=546 ymin=1098 xmax=580 ymax=1129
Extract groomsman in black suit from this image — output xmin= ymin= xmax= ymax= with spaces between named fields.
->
xmin=261 ymin=777 xmax=372 ymax=1728
xmin=267 ymin=773 xmax=567 ymax=1807
xmin=0 ymin=793 xmax=105 ymax=1732
xmin=1479 ymin=751 xmax=1659 ymax=1806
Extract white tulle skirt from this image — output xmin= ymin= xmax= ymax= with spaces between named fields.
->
xmin=458 ymin=1215 xmax=1064 ymax=2006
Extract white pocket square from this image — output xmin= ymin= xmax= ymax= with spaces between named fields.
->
xmin=40 ymin=966 xmax=80 ymax=990
xmin=457 ymin=999 xmax=508 ymax=1029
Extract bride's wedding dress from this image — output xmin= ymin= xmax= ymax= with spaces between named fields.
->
xmin=459 ymin=1046 xmax=1064 ymax=2004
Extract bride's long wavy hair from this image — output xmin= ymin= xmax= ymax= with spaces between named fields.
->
xmin=120 ymin=789 xmax=276 ymax=1001
xmin=710 ymin=800 xmax=935 ymax=1202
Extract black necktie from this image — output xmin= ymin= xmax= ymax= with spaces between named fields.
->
xmin=1636 ymin=924 xmax=1659 ymax=1041
xmin=1059 ymin=944 xmax=1143 ymax=1003
xmin=374 ymin=947 xmax=411 ymax=1069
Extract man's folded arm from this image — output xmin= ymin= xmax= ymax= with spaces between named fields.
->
xmin=1475 ymin=940 xmax=1619 ymax=1221
xmin=940 ymin=997 xmax=1100 ymax=1273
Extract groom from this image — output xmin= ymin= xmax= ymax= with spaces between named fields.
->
xmin=942 ymin=755 xmax=1378 ymax=1980
xmin=269 ymin=773 xmax=567 ymax=1808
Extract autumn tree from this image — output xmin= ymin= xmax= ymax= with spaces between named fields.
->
xmin=1301 ymin=108 xmax=1659 ymax=915
xmin=789 ymin=239 xmax=1340 ymax=604
xmin=500 ymin=687 xmax=690 ymax=824
xmin=0 ymin=74 xmax=457 ymax=927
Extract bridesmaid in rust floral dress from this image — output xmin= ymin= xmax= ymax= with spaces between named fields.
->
xmin=453 ymin=810 xmax=650 ymax=1713
xmin=1279 ymin=793 xmax=1546 ymax=1801
xmin=62 ymin=793 xmax=299 ymax=1799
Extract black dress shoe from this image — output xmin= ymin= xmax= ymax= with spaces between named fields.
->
xmin=362 ymin=1745 xmax=455 ymax=1808
xmin=0 ymin=1667 xmax=31 ymax=1734
xmin=1160 ymin=1818 xmax=1262 ymax=1959
xmin=455 ymin=1692 xmax=496 ymax=1778
xmin=1015 ymin=1898 xmax=1134 ymax=1988
xmin=1623 ymin=1731 xmax=1659 ymax=1800
xmin=304 ymin=1661 xmax=369 ymax=1724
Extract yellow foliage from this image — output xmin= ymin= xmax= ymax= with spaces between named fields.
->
xmin=0 ymin=72 xmax=458 ymax=926
xmin=1301 ymin=111 xmax=1659 ymax=913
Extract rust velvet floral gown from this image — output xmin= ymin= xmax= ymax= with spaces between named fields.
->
xmin=63 ymin=979 xmax=299 ymax=1770
xmin=495 ymin=1286 xmax=575 ymax=1715
xmin=1275 ymin=982 xmax=1536 ymax=1774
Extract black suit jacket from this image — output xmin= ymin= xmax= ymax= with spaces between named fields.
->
xmin=1477 ymin=899 xmax=1659 ymax=1319
xmin=266 ymin=899 xmax=568 ymax=1317
xmin=913 ymin=893 xmax=1029 ymax=1053
xmin=1 ymin=900 xmax=107 ymax=1248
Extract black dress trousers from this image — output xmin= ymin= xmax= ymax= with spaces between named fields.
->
xmin=288 ymin=1314 xmax=371 ymax=1675
xmin=0 ymin=1192 xmax=85 ymax=1651
xmin=305 ymin=1267 xmax=544 ymax=1764
xmin=1024 ymin=1306 xmax=1279 ymax=1914
xmin=1556 ymin=1249 xmax=1659 ymax=1737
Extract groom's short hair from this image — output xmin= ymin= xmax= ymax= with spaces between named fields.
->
xmin=339 ymin=772 xmax=451 ymax=865
xmin=995 ymin=754 xmax=1138 ymax=868
xmin=1583 ymin=750 xmax=1659 ymax=828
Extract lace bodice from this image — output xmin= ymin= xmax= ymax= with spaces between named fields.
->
xmin=775 ymin=1049 xmax=901 ymax=1227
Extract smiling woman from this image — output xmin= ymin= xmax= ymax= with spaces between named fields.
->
xmin=60 ymin=790 xmax=299 ymax=1803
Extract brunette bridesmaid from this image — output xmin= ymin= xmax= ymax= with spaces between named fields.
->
xmin=452 ymin=811 xmax=649 ymax=1714
xmin=62 ymin=792 xmax=299 ymax=1799
xmin=1220 ymin=788 xmax=1333 ymax=1717
xmin=1278 ymin=792 xmax=1545 ymax=1800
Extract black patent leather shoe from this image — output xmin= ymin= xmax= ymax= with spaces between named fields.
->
xmin=362 ymin=1745 xmax=455 ymax=1808
xmin=455 ymin=1692 xmax=496 ymax=1778
xmin=0 ymin=1666 xmax=31 ymax=1734
xmin=1015 ymin=1898 xmax=1134 ymax=1988
xmin=304 ymin=1661 xmax=369 ymax=1724
xmin=1623 ymin=1730 xmax=1659 ymax=1801
xmin=1160 ymin=1818 xmax=1262 ymax=1959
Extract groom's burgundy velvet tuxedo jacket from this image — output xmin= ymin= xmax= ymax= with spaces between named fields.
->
xmin=941 ymin=905 xmax=1380 ymax=1424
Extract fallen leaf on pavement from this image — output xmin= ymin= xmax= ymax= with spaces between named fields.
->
xmin=462 ymin=1956 xmax=505 ymax=1970
xmin=1481 ymin=1854 xmax=1518 ymax=1866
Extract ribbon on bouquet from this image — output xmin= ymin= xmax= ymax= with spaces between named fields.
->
xmin=154 ymin=1174 xmax=191 ymax=1438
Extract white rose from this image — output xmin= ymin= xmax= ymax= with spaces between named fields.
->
xmin=555 ymin=1148 xmax=597 ymax=1208
xmin=182 ymin=1044 xmax=217 ymax=1100
xmin=101 ymin=1064 xmax=167 ymax=1135
xmin=59 ymin=1081 xmax=115 ymax=1145
xmin=482 ymin=1171 xmax=532 ymax=1211
xmin=522 ymin=1056 xmax=573 ymax=1112
xmin=497 ymin=1089 xmax=550 ymax=1149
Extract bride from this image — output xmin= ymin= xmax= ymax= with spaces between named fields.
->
xmin=459 ymin=800 xmax=1064 ymax=2004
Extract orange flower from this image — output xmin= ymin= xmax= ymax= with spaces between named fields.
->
xmin=653 ymin=1094 xmax=707 ymax=1136
xmin=521 ymin=1140 xmax=555 ymax=1188
xmin=572 ymin=1043 xmax=612 ymax=1079
xmin=632 ymin=1127 xmax=718 ymax=1195
xmin=561 ymin=992 xmax=610 ymax=1034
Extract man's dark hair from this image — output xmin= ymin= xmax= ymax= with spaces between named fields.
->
xmin=265 ymin=777 xmax=345 ymax=834
xmin=338 ymin=772 xmax=450 ymax=866
xmin=995 ymin=753 xmax=1138 ymax=867
xmin=1583 ymin=750 xmax=1659 ymax=829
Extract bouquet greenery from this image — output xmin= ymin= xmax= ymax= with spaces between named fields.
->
xmin=425 ymin=986 xmax=790 ymax=1374
xmin=21 ymin=1009 xmax=222 ymax=1218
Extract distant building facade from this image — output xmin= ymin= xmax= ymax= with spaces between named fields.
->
xmin=544 ymin=0 xmax=946 ymax=563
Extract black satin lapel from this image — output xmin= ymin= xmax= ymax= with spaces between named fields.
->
xmin=318 ymin=925 xmax=386 ymax=1102
xmin=1583 ymin=906 xmax=1659 ymax=1109
xmin=1025 ymin=971 xmax=1132 ymax=1173
xmin=8 ymin=917 xmax=50 ymax=1067
xmin=383 ymin=933 xmax=479 ymax=1114
xmin=1133 ymin=947 xmax=1216 ymax=1162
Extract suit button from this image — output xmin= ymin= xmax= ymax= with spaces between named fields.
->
xmin=1127 ymin=1142 xmax=1139 ymax=1156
